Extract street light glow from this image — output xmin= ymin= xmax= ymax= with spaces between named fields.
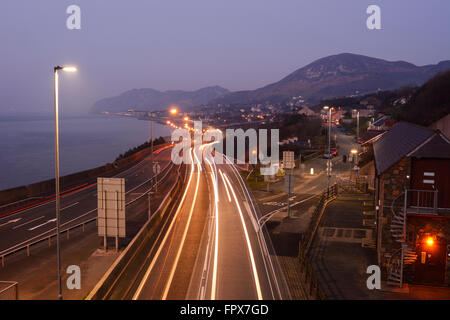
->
xmin=62 ymin=66 xmax=77 ymax=72
xmin=351 ymin=149 xmax=358 ymax=154
xmin=170 ymin=107 xmax=178 ymax=115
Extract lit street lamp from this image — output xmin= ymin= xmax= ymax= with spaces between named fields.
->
xmin=323 ymin=106 xmax=332 ymax=194
xmin=53 ymin=65 xmax=77 ymax=300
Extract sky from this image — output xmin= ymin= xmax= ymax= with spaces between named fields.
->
xmin=1 ymin=0 xmax=450 ymax=116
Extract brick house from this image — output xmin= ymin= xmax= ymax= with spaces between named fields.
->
xmin=371 ymin=121 xmax=450 ymax=286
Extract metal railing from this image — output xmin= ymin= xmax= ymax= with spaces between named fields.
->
xmin=0 ymin=162 xmax=174 ymax=268
xmin=0 ymin=281 xmax=18 ymax=300
xmin=301 ymin=184 xmax=338 ymax=254
xmin=297 ymin=243 xmax=326 ymax=300
xmin=407 ymin=189 xmax=438 ymax=214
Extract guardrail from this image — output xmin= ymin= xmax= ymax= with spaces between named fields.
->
xmin=296 ymin=184 xmax=337 ymax=300
xmin=0 ymin=162 xmax=174 ymax=268
xmin=297 ymin=243 xmax=326 ymax=300
xmin=86 ymin=166 xmax=185 ymax=300
xmin=300 ymin=184 xmax=338 ymax=254
xmin=0 ymin=281 xmax=18 ymax=300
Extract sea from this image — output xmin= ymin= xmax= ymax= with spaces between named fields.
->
xmin=0 ymin=115 xmax=172 ymax=191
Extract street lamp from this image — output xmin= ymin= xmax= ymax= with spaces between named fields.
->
xmin=170 ymin=107 xmax=178 ymax=115
xmin=53 ymin=65 xmax=77 ymax=300
xmin=323 ymin=106 xmax=332 ymax=194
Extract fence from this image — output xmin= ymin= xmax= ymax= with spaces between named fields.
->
xmin=297 ymin=244 xmax=326 ymax=300
xmin=295 ymin=184 xmax=337 ymax=300
xmin=301 ymin=184 xmax=338 ymax=254
xmin=0 ymin=281 xmax=18 ymax=300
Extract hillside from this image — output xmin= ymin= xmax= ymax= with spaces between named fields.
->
xmin=390 ymin=70 xmax=450 ymax=126
xmin=212 ymin=53 xmax=450 ymax=105
xmin=91 ymin=86 xmax=229 ymax=113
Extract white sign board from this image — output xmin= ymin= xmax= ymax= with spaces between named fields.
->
xmin=153 ymin=162 xmax=161 ymax=175
xmin=97 ymin=177 xmax=126 ymax=238
xmin=283 ymin=151 xmax=295 ymax=169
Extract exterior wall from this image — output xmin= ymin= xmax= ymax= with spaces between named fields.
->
xmin=376 ymin=157 xmax=412 ymax=268
xmin=429 ymin=114 xmax=450 ymax=140
xmin=381 ymin=157 xmax=412 ymax=204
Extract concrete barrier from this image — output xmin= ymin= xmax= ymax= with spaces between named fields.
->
xmin=85 ymin=169 xmax=183 ymax=300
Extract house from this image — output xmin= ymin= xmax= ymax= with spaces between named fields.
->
xmin=429 ymin=114 xmax=450 ymax=140
xmin=298 ymin=106 xmax=317 ymax=117
xmin=368 ymin=114 xmax=396 ymax=131
xmin=370 ymin=122 xmax=450 ymax=286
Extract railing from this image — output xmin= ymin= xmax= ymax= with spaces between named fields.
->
xmin=0 ymin=162 xmax=174 ymax=268
xmin=297 ymin=242 xmax=326 ymax=300
xmin=301 ymin=184 xmax=338 ymax=254
xmin=0 ymin=281 xmax=18 ymax=300
xmin=406 ymin=189 xmax=438 ymax=214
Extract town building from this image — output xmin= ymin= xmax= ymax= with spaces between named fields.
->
xmin=368 ymin=122 xmax=450 ymax=287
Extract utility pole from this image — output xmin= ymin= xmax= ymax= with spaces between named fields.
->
xmin=149 ymin=113 xmax=154 ymax=220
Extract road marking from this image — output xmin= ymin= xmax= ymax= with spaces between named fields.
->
xmin=0 ymin=218 xmax=22 ymax=228
xmin=218 ymin=169 xmax=231 ymax=202
xmin=28 ymin=218 xmax=57 ymax=231
xmin=61 ymin=202 xmax=79 ymax=211
xmin=12 ymin=216 xmax=45 ymax=230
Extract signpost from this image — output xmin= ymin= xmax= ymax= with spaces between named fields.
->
xmin=97 ymin=177 xmax=126 ymax=252
xmin=283 ymin=151 xmax=295 ymax=217
xmin=153 ymin=161 xmax=161 ymax=192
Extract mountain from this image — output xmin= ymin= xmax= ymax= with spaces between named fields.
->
xmin=212 ymin=53 xmax=450 ymax=104
xmin=391 ymin=70 xmax=450 ymax=126
xmin=91 ymin=86 xmax=229 ymax=113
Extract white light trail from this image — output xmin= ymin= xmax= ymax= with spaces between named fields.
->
xmin=222 ymin=172 xmax=263 ymax=300
xmin=132 ymin=148 xmax=195 ymax=300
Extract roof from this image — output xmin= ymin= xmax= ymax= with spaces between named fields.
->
xmin=361 ymin=130 xmax=385 ymax=144
xmin=408 ymin=133 xmax=450 ymax=158
xmin=373 ymin=122 xmax=435 ymax=175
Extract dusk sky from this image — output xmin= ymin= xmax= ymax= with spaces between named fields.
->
xmin=1 ymin=0 xmax=450 ymax=116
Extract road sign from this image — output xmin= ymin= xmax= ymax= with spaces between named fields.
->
xmin=283 ymin=151 xmax=295 ymax=169
xmin=97 ymin=177 xmax=126 ymax=251
xmin=153 ymin=162 xmax=161 ymax=175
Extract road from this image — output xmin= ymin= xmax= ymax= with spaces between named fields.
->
xmin=256 ymin=124 xmax=358 ymax=218
xmin=0 ymin=145 xmax=174 ymax=253
xmin=130 ymin=143 xmax=286 ymax=300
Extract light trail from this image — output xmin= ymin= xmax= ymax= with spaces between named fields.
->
xmin=132 ymin=148 xmax=195 ymax=300
xmin=161 ymin=146 xmax=202 ymax=300
xmin=204 ymin=155 xmax=219 ymax=300
xmin=222 ymin=172 xmax=263 ymax=300
xmin=218 ymin=169 xmax=232 ymax=202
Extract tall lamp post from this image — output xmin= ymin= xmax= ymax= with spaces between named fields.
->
xmin=53 ymin=65 xmax=77 ymax=300
xmin=323 ymin=106 xmax=332 ymax=194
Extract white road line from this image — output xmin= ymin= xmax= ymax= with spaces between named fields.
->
xmin=28 ymin=218 xmax=57 ymax=231
xmin=223 ymin=172 xmax=263 ymax=300
xmin=60 ymin=202 xmax=79 ymax=211
xmin=12 ymin=216 xmax=45 ymax=230
xmin=0 ymin=218 xmax=22 ymax=228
